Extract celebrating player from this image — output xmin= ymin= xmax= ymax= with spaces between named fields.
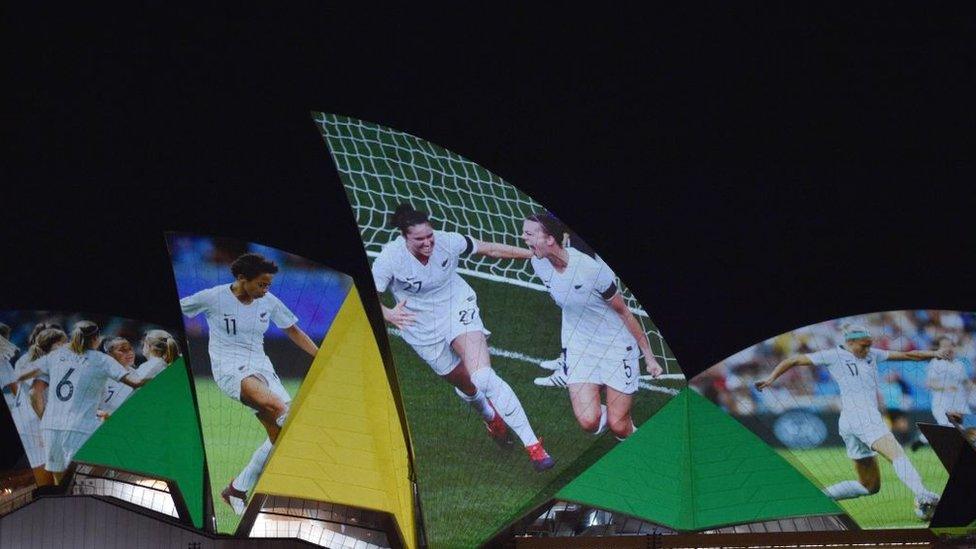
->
xmin=373 ymin=204 xmax=554 ymax=471
xmin=8 ymin=323 xmax=65 ymax=486
xmin=180 ymin=252 xmax=319 ymax=513
xmin=911 ymin=335 xmax=974 ymax=451
xmin=34 ymin=321 xmax=152 ymax=484
xmin=521 ymin=212 xmax=663 ymax=441
xmin=755 ymin=323 xmax=944 ymax=518
xmin=99 ymin=330 xmax=180 ymax=419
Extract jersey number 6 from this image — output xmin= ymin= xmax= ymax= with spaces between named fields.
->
xmin=56 ymin=367 xmax=76 ymax=402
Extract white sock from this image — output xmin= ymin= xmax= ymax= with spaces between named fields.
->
xmin=455 ymin=386 xmax=495 ymax=421
xmin=472 ymin=368 xmax=539 ymax=447
xmin=825 ymin=480 xmax=870 ymax=500
xmin=594 ymin=404 xmax=608 ymax=436
xmin=274 ymin=406 xmax=290 ymax=428
xmin=232 ymin=439 xmax=273 ymax=493
xmin=892 ymin=456 xmax=935 ymax=500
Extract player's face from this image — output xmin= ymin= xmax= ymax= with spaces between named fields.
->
xmin=109 ymin=342 xmax=135 ymax=367
xmin=522 ymin=220 xmax=554 ymax=259
xmin=938 ymin=338 xmax=956 ymax=358
xmin=846 ymin=337 xmax=872 ymax=357
xmin=239 ymin=273 xmax=274 ymax=299
xmin=404 ymin=223 xmax=435 ymax=258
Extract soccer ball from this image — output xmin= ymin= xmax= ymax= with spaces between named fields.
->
xmin=913 ymin=497 xmax=938 ymax=521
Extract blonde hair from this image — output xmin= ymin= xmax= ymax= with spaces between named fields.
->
xmin=29 ymin=328 xmax=68 ymax=360
xmin=69 ymin=321 xmax=100 ymax=354
xmin=144 ymin=329 xmax=180 ymax=363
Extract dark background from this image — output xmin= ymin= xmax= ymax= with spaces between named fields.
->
xmin=4 ymin=5 xmax=975 ymax=463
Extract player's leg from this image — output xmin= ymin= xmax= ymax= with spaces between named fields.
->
xmin=872 ymin=433 xmax=938 ymax=502
xmin=453 ymin=331 xmax=539 ymax=447
xmin=605 ymin=388 xmax=635 ymax=439
xmin=824 ymin=419 xmax=879 ymax=499
xmin=568 ymin=383 xmax=606 ymax=434
xmin=239 ymin=374 xmax=288 ymax=442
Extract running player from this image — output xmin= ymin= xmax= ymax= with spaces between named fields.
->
xmin=180 ymin=252 xmax=319 ymax=513
xmin=521 ymin=212 xmax=663 ymax=440
xmin=98 ymin=330 xmax=179 ymax=419
xmin=755 ymin=323 xmax=945 ymax=518
xmin=34 ymin=321 xmax=151 ymax=484
xmin=911 ymin=335 xmax=974 ymax=451
xmin=373 ymin=204 xmax=554 ymax=471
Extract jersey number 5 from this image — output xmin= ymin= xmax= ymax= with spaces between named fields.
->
xmin=56 ymin=368 xmax=76 ymax=402
xmin=224 ymin=318 xmax=237 ymax=335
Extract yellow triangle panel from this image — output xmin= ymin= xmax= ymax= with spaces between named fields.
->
xmin=254 ymin=286 xmax=416 ymax=548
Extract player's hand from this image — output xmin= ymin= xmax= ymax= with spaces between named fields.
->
xmin=754 ymin=378 xmax=772 ymax=391
xmin=96 ymin=410 xmax=110 ymax=421
xmin=384 ymin=299 xmax=416 ymax=329
xmin=934 ymin=349 xmax=952 ymax=360
xmin=644 ymin=356 xmax=663 ymax=378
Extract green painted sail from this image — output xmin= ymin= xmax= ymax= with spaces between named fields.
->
xmin=74 ymin=358 xmax=206 ymax=528
xmin=557 ymin=388 xmax=842 ymax=530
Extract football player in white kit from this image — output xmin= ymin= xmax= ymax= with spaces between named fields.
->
xmin=755 ymin=323 xmax=947 ymax=518
xmin=98 ymin=330 xmax=179 ymax=419
xmin=521 ymin=213 xmax=663 ymax=441
xmin=911 ymin=335 xmax=974 ymax=451
xmin=33 ymin=321 xmax=153 ymax=484
xmin=180 ymin=252 xmax=319 ymax=513
xmin=373 ymin=204 xmax=554 ymax=471
xmin=7 ymin=323 xmax=65 ymax=486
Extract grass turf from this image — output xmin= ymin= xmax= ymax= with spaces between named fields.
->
xmin=781 ymin=445 xmax=950 ymax=529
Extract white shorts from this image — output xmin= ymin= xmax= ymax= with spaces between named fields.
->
xmin=43 ymin=429 xmax=90 ymax=473
xmin=565 ymin=345 xmax=640 ymax=395
xmin=409 ymin=301 xmax=490 ymax=376
xmin=838 ymin=411 xmax=890 ymax=460
xmin=214 ymin=358 xmax=291 ymax=405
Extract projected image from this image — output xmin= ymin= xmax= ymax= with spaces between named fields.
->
xmin=166 ymin=233 xmax=352 ymax=533
xmin=0 ymin=311 xmax=180 ymax=489
xmin=316 ymin=114 xmax=685 ymax=547
xmin=692 ymin=310 xmax=975 ymax=528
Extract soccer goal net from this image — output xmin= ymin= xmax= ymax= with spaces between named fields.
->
xmin=316 ymin=113 xmax=682 ymax=378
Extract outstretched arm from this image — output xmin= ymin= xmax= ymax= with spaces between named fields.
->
xmin=284 ymin=324 xmax=319 ymax=358
xmin=607 ymin=292 xmax=663 ymax=377
xmin=31 ymin=380 xmax=47 ymax=418
xmin=755 ymin=355 xmax=814 ymax=390
xmin=473 ymin=240 xmax=533 ymax=260
xmin=379 ymin=294 xmax=416 ymax=330
xmin=888 ymin=349 xmax=949 ymax=361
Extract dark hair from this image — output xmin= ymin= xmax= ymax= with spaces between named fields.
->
xmin=28 ymin=322 xmax=63 ymax=346
xmin=231 ymin=253 xmax=279 ymax=280
xmin=525 ymin=211 xmax=597 ymax=258
xmin=390 ymin=204 xmax=430 ymax=234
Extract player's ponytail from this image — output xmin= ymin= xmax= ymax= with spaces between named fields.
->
xmin=144 ymin=329 xmax=181 ymax=363
xmin=390 ymin=204 xmax=430 ymax=235
xmin=30 ymin=328 xmax=68 ymax=360
xmin=69 ymin=321 xmax=100 ymax=354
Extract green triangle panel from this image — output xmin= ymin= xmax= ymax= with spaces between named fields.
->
xmin=74 ymin=358 xmax=206 ymax=528
xmin=557 ymin=388 xmax=841 ymax=531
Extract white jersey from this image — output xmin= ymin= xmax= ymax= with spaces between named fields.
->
xmin=99 ymin=356 xmax=168 ymax=414
xmin=36 ymin=347 xmax=128 ymax=434
xmin=0 ymin=358 xmax=16 ymax=410
xmin=11 ymin=354 xmax=44 ymax=426
xmin=807 ymin=346 xmax=889 ymax=418
xmin=530 ymin=247 xmax=637 ymax=360
xmin=180 ymin=284 xmax=298 ymax=378
xmin=372 ymin=231 xmax=479 ymax=346
xmin=927 ymin=358 xmax=971 ymax=415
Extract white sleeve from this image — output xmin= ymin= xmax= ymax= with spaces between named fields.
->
xmin=96 ymin=354 xmax=129 ymax=382
xmin=129 ymin=359 xmax=166 ymax=384
xmin=34 ymin=355 xmax=50 ymax=384
xmin=870 ymin=348 xmax=890 ymax=363
xmin=805 ymin=350 xmax=832 ymax=366
xmin=371 ymin=252 xmax=394 ymax=293
xmin=0 ymin=362 xmax=15 ymax=387
xmin=271 ymin=296 xmax=299 ymax=329
xmin=593 ymin=260 xmax=618 ymax=300
xmin=443 ymin=232 xmax=476 ymax=257
xmin=180 ymin=287 xmax=214 ymax=317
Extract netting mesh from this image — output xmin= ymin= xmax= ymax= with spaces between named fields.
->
xmin=316 ymin=113 xmax=681 ymax=374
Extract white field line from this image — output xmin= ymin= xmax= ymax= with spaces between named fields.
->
xmin=386 ymin=328 xmax=684 ymax=395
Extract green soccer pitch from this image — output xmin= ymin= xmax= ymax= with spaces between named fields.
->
xmin=388 ymin=275 xmax=683 ymax=548
xmin=782 ymin=446 xmax=950 ymax=529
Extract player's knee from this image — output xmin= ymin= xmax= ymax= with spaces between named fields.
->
xmin=609 ymin=419 xmax=632 ymax=439
xmin=577 ymin=414 xmax=601 ymax=434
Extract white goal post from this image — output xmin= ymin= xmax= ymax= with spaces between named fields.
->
xmin=316 ymin=113 xmax=683 ymax=377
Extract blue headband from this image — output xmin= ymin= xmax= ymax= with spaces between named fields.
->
xmin=844 ymin=331 xmax=871 ymax=340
